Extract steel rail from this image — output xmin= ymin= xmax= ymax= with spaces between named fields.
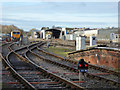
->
xmin=25 ymin=43 xmax=85 ymax=89
xmin=1 ymin=51 xmax=36 ymax=89
xmin=1 ymin=42 xmax=38 ymax=89
xmin=5 ymin=41 xmax=85 ymax=89
xmin=29 ymin=43 xmax=120 ymax=87
xmin=37 ymin=46 xmax=120 ymax=76
xmin=28 ymin=48 xmax=120 ymax=87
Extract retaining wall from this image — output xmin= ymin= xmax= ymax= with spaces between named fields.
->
xmin=67 ymin=48 xmax=120 ymax=69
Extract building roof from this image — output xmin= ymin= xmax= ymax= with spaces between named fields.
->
xmin=32 ymin=30 xmax=40 ymax=32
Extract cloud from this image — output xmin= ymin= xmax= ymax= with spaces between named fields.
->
xmin=1 ymin=20 xmax=16 ymax=23
xmin=1 ymin=2 xmax=118 ymax=31
xmin=1 ymin=0 xmax=119 ymax=2
xmin=2 ymin=13 xmax=117 ymax=23
xmin=2 ymin=17 xmax=118 ymax=29
xmin=2 ymin=2 xmax=117 ymax=14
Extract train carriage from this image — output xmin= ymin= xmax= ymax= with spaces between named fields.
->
xmin=11 ymin=30 xmax=21 ymax=41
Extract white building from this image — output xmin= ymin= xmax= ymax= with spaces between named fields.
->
xmin=97 ymin=28 xmax=118 ymax=40
xmin=40 ymin=30 xmax=46 ymax=39
xmin=84 ymin=29 xmax=98 ymax=37
xmin=77 ymin=28 xmax=118 ymax=41
xmin=31 ymin=30 xmax=40 ymax=39
xmin=112 ymin=34 xmax=120 ymax=43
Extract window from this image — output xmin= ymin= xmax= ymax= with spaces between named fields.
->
xmin=13 ymin=32 xmax=20 ymax=34
xmin=93 ymin=37 xmax=95 ymax=40
xmin=62 ymin=31 xmax=64 ymax=35
xmin=13 ymin=32 xmax=16 ymax=34
xmin=16 ymin=32 xmax=20 ymax=34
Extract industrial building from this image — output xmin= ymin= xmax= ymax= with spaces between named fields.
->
xmin=62 ymin=28 xmax=118 ymax=42
xmin=97 ymin=28 xmax=118 ymax=40
xmin=31 ymin=30 xmax=40 ymax=39
xmin=39 ymin=26 xmax=119 ymax=43
xmin=40 ymin=27 xmax=61 ymax=39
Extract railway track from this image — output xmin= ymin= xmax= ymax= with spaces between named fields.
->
xmin=40 ymin=46 xmax=120 ymax=75
xmin=1 ymin=42 xmax=30 ymax=88
xmin=50 ymin=40 xmax=119 ymax=48
xmin=39 ymin=43 xmax=120 ymax=75
xmin=1 ymin=41 xmax=119 ymax=89
xmin=1 ymin=42 xmax=84 ymax=89
xmin=26 ymin=43 xmax=119 ymax=88
xmin=1 ymin=41 xmax=44 ymax=89
xmin=1 ymin=43 xmax=11 ymax=57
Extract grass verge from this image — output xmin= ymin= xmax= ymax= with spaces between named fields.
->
xmin=45 ymin=46 xmax=75 ymax=57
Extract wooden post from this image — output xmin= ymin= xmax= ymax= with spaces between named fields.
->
xmin=79 ymin=70 xmax=82 ymax=83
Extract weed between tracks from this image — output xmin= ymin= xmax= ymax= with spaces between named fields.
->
xmin=115 ymin=67 xmax=120 ymax=72
xmin=45 ymin=46 xmax=75 ymax=57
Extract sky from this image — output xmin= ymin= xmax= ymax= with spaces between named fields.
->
xmin=1 ymin=1 xmax=118 ymax=31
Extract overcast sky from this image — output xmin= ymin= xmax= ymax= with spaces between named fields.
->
xmin=1 ymin=2 xmax=118 ymax=31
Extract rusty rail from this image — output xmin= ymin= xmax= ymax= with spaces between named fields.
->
xmin=5 ymin=42 xmax=85 ymax=89
xmin=1 ymin=45 xmax=36 ymax=89
xmin=37 ymin=46 xmax=120 ymax=76
xmin=25 ymin=43 xmax=85 ymax=89
xmin=33 ymin=43 xmax=120 ymax=87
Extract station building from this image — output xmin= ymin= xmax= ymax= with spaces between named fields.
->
xmin=40 ymin=28 xmax=62 ymax=39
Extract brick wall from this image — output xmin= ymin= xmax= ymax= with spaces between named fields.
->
xmin=67 ymin=48 xmax=120 ymax=68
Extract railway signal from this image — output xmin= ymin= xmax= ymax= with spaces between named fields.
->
xmin=78 ymin=59 xmax=88 ymax=73
xmin=78 ymin=59 xmax=88 ymax=81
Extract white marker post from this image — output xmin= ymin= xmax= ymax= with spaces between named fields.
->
xmin=110 ymin=33 xmax=115 ymax=41
xmin=90 ymin=36 xmax=97 ymax=46
xmin=76 ymin=36 xmax=85 ymax=51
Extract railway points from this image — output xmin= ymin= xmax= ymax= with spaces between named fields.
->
xmin=0 ymin=40 xmax=120 ymax=89
xmin=1 ymin=2 xmax=120 ymax=89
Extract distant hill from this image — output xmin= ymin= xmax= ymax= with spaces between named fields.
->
xmin=0 ymin=24 xmax=24 ymax=34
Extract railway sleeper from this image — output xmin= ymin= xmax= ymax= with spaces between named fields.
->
xmin=87 ymin=74 xmax=95 ymax=79
xmin=54 ymin=79 xmax=60 ymax=82
xmin=45 ymin=74 xmax=50 ymax=78
xmin=29 ymin=43 xmax=119 ymax=88
xmin=117 ymin=83 xmax=120 ymax=87
xmin=109 ymin=81 xmax=117 ymax=86
xmin=39 ymin=79 xmax=52 ymax=82
xmin=58 ymin=81 xmax=63 ymax=84
xmin=94 ymin=76 xmax=101 ymax=80
xmin=65 ymin=84 xmax=71 ymax=89
xmin=61 ymin=83 xmax=66 ymax=87
xmin=42 ymin=73 xmax=48 ymax=77
xmin=32 ymin=48 xmax=120 ymax=87
xmin=51 ymin=78 xmax=56 ymax=81
xmin=49 ymin=76 xmax=54 ymax=80
xmin=45 ymin=84 xmax=62 ymax=88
